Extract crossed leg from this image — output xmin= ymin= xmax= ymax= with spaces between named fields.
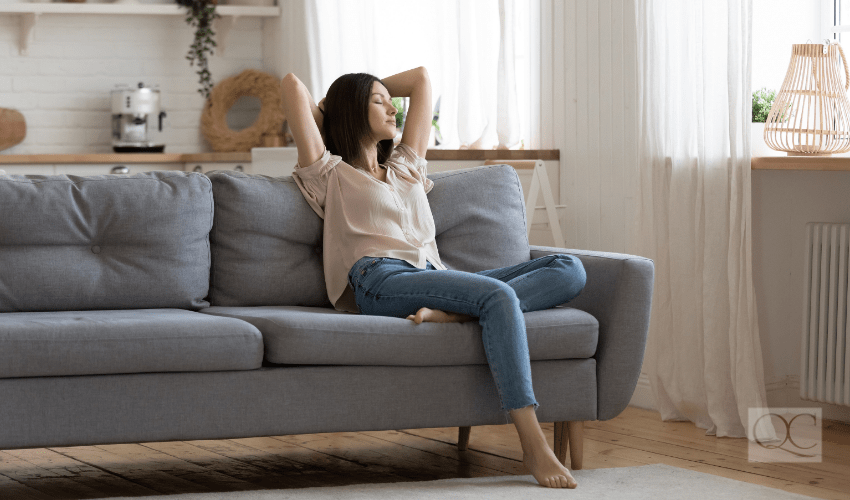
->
xmin=404 ymin=255 xmax=585 ymax=488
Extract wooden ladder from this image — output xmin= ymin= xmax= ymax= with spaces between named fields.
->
xmin=483 ymin=159 xmax=565 ymax=248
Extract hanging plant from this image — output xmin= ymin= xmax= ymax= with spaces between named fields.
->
xmin=176 ymin=0 xmax=220 ymax=100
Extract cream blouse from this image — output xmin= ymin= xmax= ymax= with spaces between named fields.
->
xmin=292 ymin=142 xmax=447 ymax=313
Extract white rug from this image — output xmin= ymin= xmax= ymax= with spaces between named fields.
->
xmin=100 ymin=464 xmax=818 ymax=500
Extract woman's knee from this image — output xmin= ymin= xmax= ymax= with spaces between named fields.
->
xmin=553 ymin=254 xmax=587 ymax=300
xmin=481 ymin=279 xmax=521 ymax=309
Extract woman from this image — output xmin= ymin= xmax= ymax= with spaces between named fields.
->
xmin=281 ymin=67 xmax=585 ymax=489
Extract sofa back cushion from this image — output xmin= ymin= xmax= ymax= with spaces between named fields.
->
xmin=206 ymin=171 xmax=331 ymax=307
xmin=429 ymin=164 xmax=530 ymax=272
xmin=206 ymin=164 xmax=529 ymax=307
xmin=0 ymin=171 xmax=213 ymax=313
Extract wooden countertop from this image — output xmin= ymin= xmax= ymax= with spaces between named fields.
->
xmin=0 ymin=149 xmax=559 ymax=165
xmin=0 ymin=152 xmax=251 ymax=164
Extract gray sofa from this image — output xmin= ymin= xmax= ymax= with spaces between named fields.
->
xmin=0 ymin=164 xmax=654 ymax=470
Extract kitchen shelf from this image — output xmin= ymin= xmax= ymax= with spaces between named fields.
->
xmin=0 ymin=3 xmax=281 ymax=55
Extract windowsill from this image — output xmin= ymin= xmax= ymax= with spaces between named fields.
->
xmin=752 ymin=156 xmax=850 ymax=171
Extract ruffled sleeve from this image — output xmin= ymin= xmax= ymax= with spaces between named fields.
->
xmin=291 ymin=149 xmax=341 ymax=219
xmin=391 ymin=143 xmax=434 ymax=194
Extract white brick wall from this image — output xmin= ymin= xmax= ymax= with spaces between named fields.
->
xmin=0 ymin=12 xmax=267 ymax=154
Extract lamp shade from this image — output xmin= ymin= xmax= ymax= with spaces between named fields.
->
xmin=765 ymin=43 xmax=850 ymax=155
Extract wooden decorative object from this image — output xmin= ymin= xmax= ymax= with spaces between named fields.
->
xmin=0 ymin=108 xmax=26 ymax=152
xmin=765 ymin=43 xmax=850 ymax=156
xmin=201 ymin=69 xmax=285 ymax=152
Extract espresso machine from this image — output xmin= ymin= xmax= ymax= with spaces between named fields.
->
xmin=111 ymin=82 xmax=167 ymax=153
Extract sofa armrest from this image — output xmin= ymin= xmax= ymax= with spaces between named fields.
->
xmin=530 ymin=245 xmax=654 ymax=420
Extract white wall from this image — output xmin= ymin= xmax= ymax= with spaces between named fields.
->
xmin=537 ymin=0 xmax=638 ymax=255
xmin=0 ymin=13 xmax=265 ymax=154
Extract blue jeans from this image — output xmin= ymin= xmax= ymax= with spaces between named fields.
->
xmin=348 ymin=254 xmax=587 ymax=414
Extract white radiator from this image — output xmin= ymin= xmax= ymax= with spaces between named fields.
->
xmin=801 ymin=222 xmax=850 ymax=406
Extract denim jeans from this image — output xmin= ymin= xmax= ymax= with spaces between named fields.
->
xmin=348 ymin=254 xmax=587 ymax=414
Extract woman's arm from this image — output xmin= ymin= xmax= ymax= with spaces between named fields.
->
xmin=281 ymin=73 xmax=325 ymax=169
xmin=382 ymin=67 xmax=432 ymax=158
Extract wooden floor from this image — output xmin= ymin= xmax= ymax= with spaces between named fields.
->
xmin=1 ymin=406 xmax=848 ymax=499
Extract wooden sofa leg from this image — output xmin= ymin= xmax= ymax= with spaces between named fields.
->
xmin=554 ymin=421 xmax=568 ymax=464
xmin=567 ymin=420 xmax=584 ymax=470
xmin=458 ymin=426 xmax=471 ymax=451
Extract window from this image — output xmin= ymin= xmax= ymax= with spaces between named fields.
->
xmin=311 ymin=0 xmax=531 ymax=149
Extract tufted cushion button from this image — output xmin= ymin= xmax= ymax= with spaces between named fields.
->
xmin=91 ymin=245 xmax=101 ymax=254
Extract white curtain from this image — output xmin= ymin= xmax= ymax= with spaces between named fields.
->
xmin=634 ymin=0 xmax=775 ymax=441
xmin=304 ymin=0 xmax=521 ymax=149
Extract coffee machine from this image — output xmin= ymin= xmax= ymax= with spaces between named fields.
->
xmin=111 ymin=82 xmax=167 ymax=153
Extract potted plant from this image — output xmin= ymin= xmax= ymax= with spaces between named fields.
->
xmin=392 ymin=97 xmax=442 ymax=146
xmin=752 ymin=88 xmax=775 ymax=157
xmin=176 ymin=0 xmax=220 ymax=100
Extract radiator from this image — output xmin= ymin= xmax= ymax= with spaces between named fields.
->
xmin=801 ymin=222 xmax=850 ymax=406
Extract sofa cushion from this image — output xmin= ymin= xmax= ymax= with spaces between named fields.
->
xmin=205 ymin=164 xmax=530 ymax=308
xmin=428 ymin=164 xmax=531 ymax=272
xmin=0 ymin=309 xmax=263 ymax=378
xmin=0 ymin=171 xmax=213 ymax=313
xmin=205 ymin=171 xmax=331 ymax=308
xmin=199 ymin=305 xmax=598 ymax=366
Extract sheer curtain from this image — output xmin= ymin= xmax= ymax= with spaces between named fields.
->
xmin=304 ymin=0 xmax=522 ymax=149
xmin=634 ymin=0 xmax=775 ymax=441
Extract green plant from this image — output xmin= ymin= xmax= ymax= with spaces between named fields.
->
xmin=392 ymin=97 xmax=441 ymax=134
xmin=391 ymin=97 xmax=405 ymax=128
xmin=177 ymin=0 xmax=220 ymax=100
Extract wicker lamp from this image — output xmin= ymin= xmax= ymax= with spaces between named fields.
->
xmin=765 ymin=42 xmax=850 ymax=155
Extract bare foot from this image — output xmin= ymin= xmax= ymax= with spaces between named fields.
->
xmin=521 ymin=440 xmax=578 ymax=488
xmin=406 ymin=307 xmax=475 ymax=324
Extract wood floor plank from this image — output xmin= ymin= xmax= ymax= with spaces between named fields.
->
xmin=330 ymin=431 xmax=509 ymax=479
xmin=0 ymin=471 xmax=53 ymax=500
xmin=403 ymin=426 xmax=525 ymax=461
xmin=93 ymin=443 xmax=259 ymax=493
xmin=143 ymin=440 xmax=319 ymax=490
xmin=361 ymin=429 xmax=526 ymax=475
xmin=4 ymin=448 xmax=156 ymax=499
xmin=0 ymin=451 xmax=104 ymax=500
xmin=48 ymin=445 xmax=210 ymax=496
xmin=275 ymin=431 xmax=482 ymax=482
xmin=185 ymin=438 xmax=342 ymax=488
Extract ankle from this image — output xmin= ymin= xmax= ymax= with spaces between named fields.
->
xmin=515 ymin=427 xmax=549 ymax=454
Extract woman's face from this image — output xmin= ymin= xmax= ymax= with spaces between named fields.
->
xmin=367 ymin=81 xmax=398 ymax=142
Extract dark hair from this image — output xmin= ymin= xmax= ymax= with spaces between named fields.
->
xmin=323 ymin=73 xmax=395 ymax=168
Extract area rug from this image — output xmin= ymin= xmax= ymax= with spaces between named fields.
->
xmin=101 ymin=463 xmax=818 ymax=500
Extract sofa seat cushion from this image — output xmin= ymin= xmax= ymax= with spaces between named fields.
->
xmin=0 ymin=309 xmax=263 ymax=378
xmin=200 ymin=305 xmax=598 ymax=366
